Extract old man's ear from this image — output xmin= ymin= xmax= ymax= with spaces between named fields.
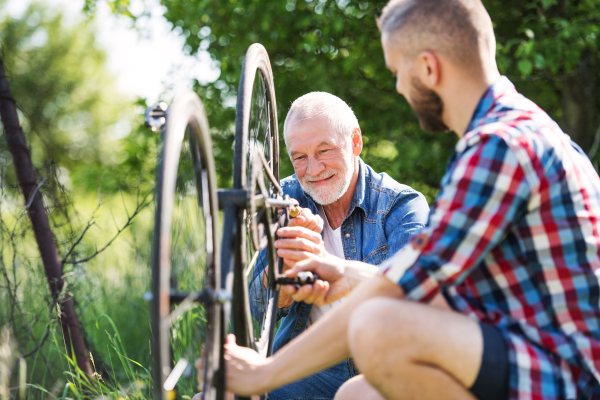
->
xmin=352 ymin=128 xmax=363 ymax=156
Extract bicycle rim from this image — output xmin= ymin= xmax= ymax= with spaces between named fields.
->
xmin=151 ymin=92 xmax=222 ymax=400
xmin=232 ymin=43 xmax=280 ymax=357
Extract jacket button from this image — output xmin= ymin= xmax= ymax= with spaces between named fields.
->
xmin=345 ymin=233 xmax=350 ymax=238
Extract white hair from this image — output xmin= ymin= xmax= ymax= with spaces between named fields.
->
xmin=283 ymin=92 xmax=360 ymax=145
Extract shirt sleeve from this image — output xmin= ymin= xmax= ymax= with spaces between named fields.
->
xmin=249 ymin=248 xmax=269 ymax=320
xmin=384 ymin=189 xmax=430 ymax=256
xmin=383 ymin=134 xmax=531 ymax=302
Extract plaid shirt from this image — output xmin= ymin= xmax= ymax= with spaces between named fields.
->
xmin=381 ymin=77 xmax=600 ymax=399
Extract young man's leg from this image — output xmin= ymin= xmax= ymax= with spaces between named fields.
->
xmin=334 ymin=375 xmax=384 ymax=400
xmin=268 ymin=360 xmax=355 ymax=400
xmin=346 ymin=298 xmax=509 ymax=400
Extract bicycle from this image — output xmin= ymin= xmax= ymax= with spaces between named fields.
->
xmin=145 ymin=43 xmax=318 ymax=400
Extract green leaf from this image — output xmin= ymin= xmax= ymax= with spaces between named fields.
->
xmin=534 ymin=53 xmax=545 ymax=69
xmin=518 ymin=59 xmax=533 ymax=77
xmin=541 ymin=0 xmax=558 ymax=9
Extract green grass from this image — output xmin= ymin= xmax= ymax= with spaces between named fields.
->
xmin=2 ymin=171 xmax=226 ymax=400
xmin=1 ymin=191 xmax=159 ymax=399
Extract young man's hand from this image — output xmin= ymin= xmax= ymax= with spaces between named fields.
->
xmin=281 ymin=257 xmax=379 ymax=306
xmin=280 ymin=256 xmax=350 ymax=306
xmin=224 ymin=334 xmax=273 ymax=396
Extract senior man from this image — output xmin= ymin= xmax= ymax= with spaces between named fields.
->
xmin=252 ymin=91 xmax=429 ymax=400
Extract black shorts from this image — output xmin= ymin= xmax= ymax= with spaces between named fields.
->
xmin=469 ymin=323 xmax=510 ymax=400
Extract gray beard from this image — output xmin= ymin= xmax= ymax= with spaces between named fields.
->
xmin=299 ymin=157 xmax=355 ymax=205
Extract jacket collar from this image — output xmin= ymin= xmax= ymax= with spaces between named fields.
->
xmin=346 ymin=158 xmax=368 ymax=220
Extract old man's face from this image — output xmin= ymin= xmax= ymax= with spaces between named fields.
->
xmin=286 ymin=115 xmax=356 ymax=205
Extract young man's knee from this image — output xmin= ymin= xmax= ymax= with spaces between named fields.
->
xmin=348 ymin=297 xmax=416 ymax=348
xmin=348 ymin=298 xmax=408 ymax=373
xmin=348 ymin=299 xmax=389 ymax=348
xmin=333 ymin=378 xmax=358 ymax=400
xmin=334 ymin=375 xmax=384 ymax=400
xmin=348 ymin=298 xmax=440 ymax=377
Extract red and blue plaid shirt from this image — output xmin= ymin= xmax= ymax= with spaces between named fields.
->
xmin=381 ymin=77 xmax=600 ymax=399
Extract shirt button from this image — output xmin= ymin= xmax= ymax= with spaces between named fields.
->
xmin=345 ymin=233 xmax=350 ymax=238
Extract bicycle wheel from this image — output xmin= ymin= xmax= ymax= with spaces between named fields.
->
xmin=231 ymin=43 xmax=280 ymax=357
xmin=150 ymin=92 xmax=223 ymax=400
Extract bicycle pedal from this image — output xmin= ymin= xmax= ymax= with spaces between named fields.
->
xmin=276 ymin=271 xmax=319 ymax=286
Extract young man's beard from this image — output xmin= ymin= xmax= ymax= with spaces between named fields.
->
xmin=409 ymin=76 xmax=449 ymax=133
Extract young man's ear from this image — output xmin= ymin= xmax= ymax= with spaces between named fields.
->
xmin=417 ymin=50 xmax=441 ymax=88
xmin=352 ymin=128 xmax=363 ymax=156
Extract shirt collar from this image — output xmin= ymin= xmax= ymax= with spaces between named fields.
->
xmin=465 ymin=75 xmax=515 ymax=133
xmin=453 ymin=76 xmax=516 ymax=156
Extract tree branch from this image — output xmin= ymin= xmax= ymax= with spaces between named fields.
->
xmin=62 ymin=188 xmax=153 ymax=265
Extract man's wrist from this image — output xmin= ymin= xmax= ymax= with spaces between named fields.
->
xmin=256 ymin=356 xmax=278 ymax=394
xmin=344 ymin=260 xmax=379 ymax=290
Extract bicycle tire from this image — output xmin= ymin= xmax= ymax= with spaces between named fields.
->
xmin=231 ymin=43 xmax=280 ymax=358
xmin=150 ymin=92 xmax=223 ymax=400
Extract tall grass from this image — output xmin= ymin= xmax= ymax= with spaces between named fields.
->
xmin=2 ymin=185 xmax=219 ymax=400
xmin=1 ymin=191 xmax=161 ymax=399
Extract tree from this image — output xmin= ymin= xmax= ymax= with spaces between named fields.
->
xmin=154 ymin=0 xmax=599 ymax=200
xmin=0 ymin=56 xmax=93 ymax=376
xmin=0 ymin=1 xmax=146 ymax=385
xmin=0 ymin=2 xmax=134 ymax=192
xmin=156 ymin=0 xmax=456 ymax=201
xmin=488 ymin=0 xmax=600 ymax=154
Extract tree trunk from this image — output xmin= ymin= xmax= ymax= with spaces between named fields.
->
xmin=560 ymin=51 xmax=598 ymax=153
xmin=0 ymin=58 xmax=93 ymax=376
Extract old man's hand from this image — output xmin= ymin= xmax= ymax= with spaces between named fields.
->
xmin=274 ymin=207 xmax=327 ymax=308
xmin=286 ymin=206 xmax=323 ymax=233
xmin=276 ymin=226 xmax=328 ymax=269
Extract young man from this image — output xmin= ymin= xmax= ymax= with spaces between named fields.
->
xmin=224 ymin=1 xmax=600 ymax=399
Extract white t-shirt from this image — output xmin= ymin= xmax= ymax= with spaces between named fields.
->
xmin=307 ymin=207 xmax=345 ymax=326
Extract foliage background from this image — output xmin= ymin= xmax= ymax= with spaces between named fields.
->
xmin=1 ymin=0 xmax=599 ymax=398
xmin=158 ymin=0 xmax=600 ymax=202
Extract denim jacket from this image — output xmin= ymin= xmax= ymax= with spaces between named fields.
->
xmin=263 ymin=158 xmax=430 ymax=353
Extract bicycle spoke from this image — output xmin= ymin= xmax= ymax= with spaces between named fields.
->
xmin=244 ymin=250 xmax=261 ymax=278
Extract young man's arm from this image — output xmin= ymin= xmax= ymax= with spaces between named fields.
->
xmin=225 ymin=274 xmax=402 ymax=396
